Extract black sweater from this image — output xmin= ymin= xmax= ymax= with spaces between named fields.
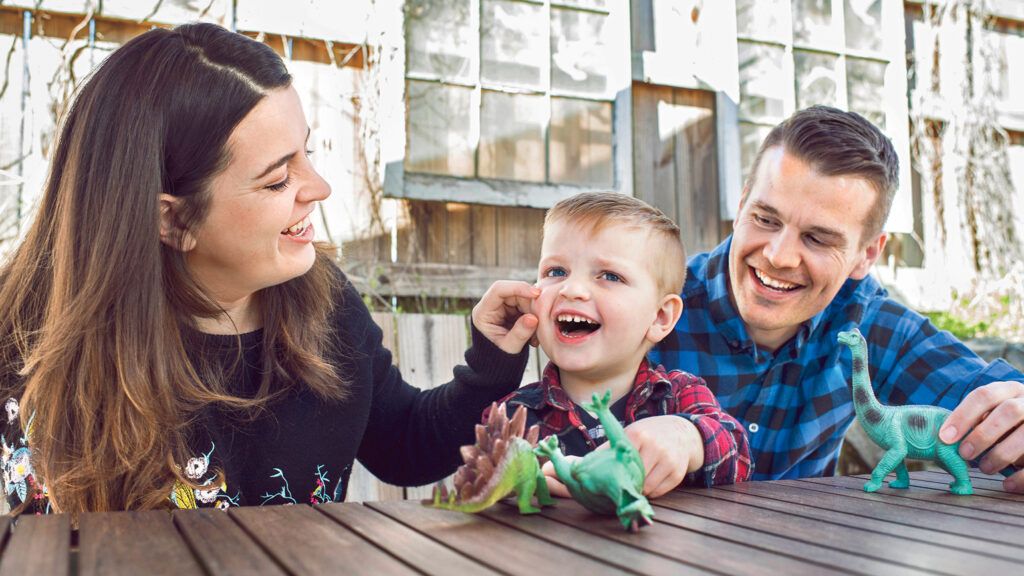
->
xmin=1 ymin=277 xmax=528 ymax=511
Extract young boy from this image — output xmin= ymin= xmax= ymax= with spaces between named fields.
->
xmin=489 ymin=192 xmax=752 ymax=496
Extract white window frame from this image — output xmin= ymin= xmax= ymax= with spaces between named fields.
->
xmin=382 ymin=0 xmax=633 ymax=208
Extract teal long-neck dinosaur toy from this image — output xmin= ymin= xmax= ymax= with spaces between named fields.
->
xmin=838 ymin=328 xmax=973 ymax=495
xmin=427 ymin=392 xmax=653 ymax=531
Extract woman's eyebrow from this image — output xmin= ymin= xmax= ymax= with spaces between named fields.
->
xmin=253 ymin=127 xmax=311 ymax=180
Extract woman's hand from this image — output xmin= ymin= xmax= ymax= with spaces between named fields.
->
xmin=472 ymin=281 xmax=540 ymax=354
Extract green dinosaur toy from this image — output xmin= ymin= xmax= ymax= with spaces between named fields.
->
xmin=534 ymin=391 xmax=654 ymax=532
xmin=838 ymin=328 xmax=973 ymax=495
xmin=429 ymin=402 xmax=554 ymax=514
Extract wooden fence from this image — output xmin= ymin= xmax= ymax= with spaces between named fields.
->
xmin=344 ymin=312 xmax=548 ymax=503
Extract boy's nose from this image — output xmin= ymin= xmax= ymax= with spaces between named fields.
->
xmin=558 ymin=278 xmax=590 ymax=301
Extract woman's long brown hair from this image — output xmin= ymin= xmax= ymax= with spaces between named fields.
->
xmin=0 ymin=23 xmax=344 ymax=515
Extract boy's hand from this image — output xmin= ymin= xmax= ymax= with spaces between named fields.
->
xmin=615 ymin=416 xmax=703 ymax=497
xmin=541 ymin=458 xmax=577 ymax=498
xmin=471 ymin=281 xmax=540 ymax=354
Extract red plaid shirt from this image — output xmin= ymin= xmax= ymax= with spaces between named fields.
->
xmin=487 ymin=359 xmax=753 ymax=487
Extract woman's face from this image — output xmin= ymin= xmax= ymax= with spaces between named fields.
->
xmin=180 ymin=86 xmax=330 ymax=306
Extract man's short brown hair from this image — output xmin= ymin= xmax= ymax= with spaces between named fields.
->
xmin=745 ymin=106 xmax=899 ymax=242
xmin=544 ymin=192 xmax=687 ymax=296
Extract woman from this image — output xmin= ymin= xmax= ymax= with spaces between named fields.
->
xmin=0 ymin=23 xmax=538 ymax=515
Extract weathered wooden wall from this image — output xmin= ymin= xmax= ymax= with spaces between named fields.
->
xmin=341 ymin=201 xmax=546 ymax=300
xmin=632 ymin=83 xmax=726 ymax=255
xmin=345 ymin=312 xmax=548 ymax=503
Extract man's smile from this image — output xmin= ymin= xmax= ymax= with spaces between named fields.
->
xmin=750 ymin=266 xmax=805 ymax=293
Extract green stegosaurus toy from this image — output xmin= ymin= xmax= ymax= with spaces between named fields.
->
xmin=428 ymin=392 xmax=654 ymax=531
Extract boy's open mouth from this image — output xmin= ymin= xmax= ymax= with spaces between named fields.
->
xmin=556 ymin=314 xmax=601 ymax=338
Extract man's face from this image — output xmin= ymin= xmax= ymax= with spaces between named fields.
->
xmin=729 ymin=147 xmax=886 ymax=350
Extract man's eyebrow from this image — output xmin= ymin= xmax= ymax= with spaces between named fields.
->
xmin=749 ymin=200 xmax=779 ymax=217
xmin=253 ymin=127 xmax=312 ymax=181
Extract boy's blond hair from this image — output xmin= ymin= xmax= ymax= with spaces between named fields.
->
xmin=544 ymin=192 xmax=687 ymax=296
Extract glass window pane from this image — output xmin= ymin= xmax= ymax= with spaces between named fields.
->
xmin=551 ymin=8 xmax=609 ymax=96
xmin=479 ymin=92 xmax=546 ymax=182
xmin=740 ymin=123 xmax=773 ymax=185
xmin=793 ymin=0 xmax=836 ymax=48
xmin=406 ymin=0 xmax=474 ymax=82
xmin=847 ymin=58 xmax=886 ymax=129
xmin=549 ymin=98 xmax=613 ymax=187
xmin=736 ymin=0 xmax=789 ymax=42
xmin=405 ymin=81 xmax=475 ymax=177
xmin=845 ymin=0 xmax=883 ymax=52
xmin=481 ymin=0 xmax=546 ymax=90
xmin=794 ymin=50 xmax=838 ymax=109
xmin=738 ymin=42 xmax=786 ymax=121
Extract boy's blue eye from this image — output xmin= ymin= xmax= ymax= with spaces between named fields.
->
xmin=601 ymin=271 xmax=622 ymax=282
xmin=544 ymin=267 xmax=567 ymax=278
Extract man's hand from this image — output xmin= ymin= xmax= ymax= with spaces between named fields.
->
xmin=471 ymin=281 xmax=540 ymax=354
xmin=940 ymin=380 xmax=1024 ymax=493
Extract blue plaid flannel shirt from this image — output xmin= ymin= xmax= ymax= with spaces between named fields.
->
xmin=650 ymin=237 xmax=1024 ymax=480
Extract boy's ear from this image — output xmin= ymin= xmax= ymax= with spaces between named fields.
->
xmin=159 ymin=193 xmax=197 ymax=252
xmin=645 ymin=293 xmax=684 ymax=345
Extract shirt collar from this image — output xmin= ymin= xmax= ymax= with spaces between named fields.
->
xmin=704 ymin=237 xmax=755 ymax=352
xmin=533 ymin=358 xmax=673 ymax=412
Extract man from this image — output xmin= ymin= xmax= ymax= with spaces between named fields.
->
xmin=650 ymin=105 xmax=1024 ymax=492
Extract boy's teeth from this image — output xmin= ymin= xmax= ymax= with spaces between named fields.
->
xmin=557 ymin=314 xmax=595 ymax=324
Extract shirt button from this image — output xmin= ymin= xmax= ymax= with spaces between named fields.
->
xmin=748 ymin=423 xmax=759 ymax=433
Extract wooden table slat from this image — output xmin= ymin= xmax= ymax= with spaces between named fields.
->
xmin=318 ymin=502 xmax=500 ymax=576
xmin=230 ymin=504 xmax=417 ymax=575
xmin=534 ymin=497 xmax=833 ymax=576
xmin=714 ymin=481 xmax=1024 ymax=561
xmin=660 ymin=489 xmax=1015 ymax=575
xmin=0 ymin=514 xmax=70 ymax=576
xmin=481 ymin=503 xmax=714 ymax=576
xmin=173 ymin=508 xmax=287 ymax=576
xmin=906 ymin=471 xmax=1023 ymax=500
xmin=369 ymin=500 xmax=628 ymax=576
xmin=799 ymin=476 xmax=1024 ymax=524
xmin=6 ymin=473 xmax=1022 ymax=575
xmin=79 ymin=510 xmax=206 ymax=576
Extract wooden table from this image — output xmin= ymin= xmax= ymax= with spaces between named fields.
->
xmin=0 ymin=470 xmax=1019 ymax=575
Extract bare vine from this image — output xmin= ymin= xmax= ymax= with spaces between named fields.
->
xmin=909 ymin=0 xmax=1022 ymax=277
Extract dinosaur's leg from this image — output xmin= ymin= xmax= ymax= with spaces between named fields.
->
xmin=936 ymin=443 xmax=974 ymax=496
xmin=534 ymin=466 xmax=555 ymax=507
xmin=888 ymin=461 xmax=910 ymax=489
xmin=865 ymin=446 xmax=907 ymax=492
xmin=515 ymin=474 xmax=542 ymax=514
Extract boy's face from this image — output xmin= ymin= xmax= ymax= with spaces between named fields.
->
xmin=534 ymin=220 xmax=675 ymax=382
